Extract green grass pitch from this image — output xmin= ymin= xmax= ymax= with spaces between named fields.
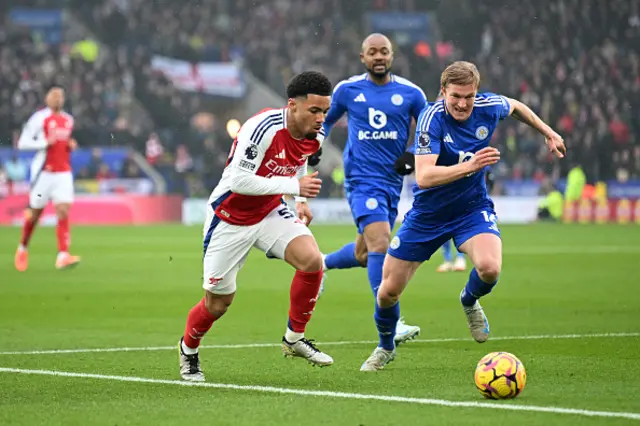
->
xmin=0 ymin=224 xmax=638 ymax=425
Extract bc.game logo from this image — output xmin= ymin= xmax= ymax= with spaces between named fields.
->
xmin=368 ymin=108 xmax=387 ymax=129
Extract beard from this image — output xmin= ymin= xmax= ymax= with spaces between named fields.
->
xmin=366 ymin=63 xmax=391 ymax=79
xmin=305 ymin=131 xmax=319 ymax=140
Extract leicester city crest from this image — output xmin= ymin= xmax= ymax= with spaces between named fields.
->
xmin=475 ymin=126 xmax=489 ymax=140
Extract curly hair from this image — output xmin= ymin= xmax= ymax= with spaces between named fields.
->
xmin=286 ymin=71 xmax=332 ymax=98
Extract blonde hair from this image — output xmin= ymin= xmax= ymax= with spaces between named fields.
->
xmin=440 ymin=61 xmax=480 ymax=89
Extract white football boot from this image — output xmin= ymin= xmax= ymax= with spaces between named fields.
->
xmin=454 ymin=256 xmax=467 ymax=272
xmin=360 ymin=346 xmax=396 ymax=371
xmin=282 ymin=337 xmax=334 ymax=367
xmin=436 ymin=261 xmax=454 ymax=272
xmin=461 ymin=293 xmax=490 ymax=343
xmin=178 ymin=338 xmax=205 ymax=382
xmin=394 ymin=317 xmax=421 ymax=345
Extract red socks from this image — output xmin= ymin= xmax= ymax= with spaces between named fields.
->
xmin=288 ymin=270 xmax=323 ymax=333
xmin=183 ymin=270 xmax=322 ymax=349
xmin=57 ymin=217 xmax=70 ymax=253
xmin=183 ymin=298 xmax=217 ymax=349
xmin=20 ymin=216 xmax=37 ymax=247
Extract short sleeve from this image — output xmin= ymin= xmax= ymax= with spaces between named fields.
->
xmin=414 ymin=103 xmax=444 ymax=156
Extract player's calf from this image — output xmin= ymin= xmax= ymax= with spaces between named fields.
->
xmin=283 ymin=235 xmax=333 ymax=366
xmin=54 ymin=203 xmax=80 ymax=269
xmin=179 ymin=293 xmax=232 ymax=381
xmin=15 ymin=208 xmax=44 ymax=271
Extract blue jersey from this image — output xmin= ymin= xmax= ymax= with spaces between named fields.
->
xmin=412 ymin=93 xmax=511 ymax=217
xmin=324 ymin=73 xmax=427 ymax=191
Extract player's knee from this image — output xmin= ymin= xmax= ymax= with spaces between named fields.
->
xmin=28 ymin=208 xmax=43 ymax=223
xmin=377 ymin=286 xmax=399 ymax=308
xmin=365 ymin=235 xmax=390 ymax=254
xmin=204 ymin=293 xmax=233 ymax=318
xmin=475 ymin=259 xmax=501 ymax=283
xmin=296 ymin=250 xmax=324 ymax=273
xmin=55 ymin=205 xmax=70 ymax=219
xmin=355 ymin=251 xmax=368 ymax=267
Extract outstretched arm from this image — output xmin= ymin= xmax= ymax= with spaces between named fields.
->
xmin=506 ymin=97 xmax=566 ymax=158
xmin=322 ymin=84 xmax=347 ymax=136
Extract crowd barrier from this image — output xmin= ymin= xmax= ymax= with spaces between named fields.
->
xmin=0 ymin=195 xmax=182 ymax=225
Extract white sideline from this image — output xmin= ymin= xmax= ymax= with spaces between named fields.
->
xmin=0 ymin=367 xmax=638 ymax=421
xmin=0 ymin=332 xmax=637 ymax=356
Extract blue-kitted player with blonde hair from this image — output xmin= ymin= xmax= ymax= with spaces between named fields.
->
xmin=360 ymin=61 xmax=566 ymax=371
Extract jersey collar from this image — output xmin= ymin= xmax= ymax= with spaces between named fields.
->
xmin=365 ymin=73 xmax=395 ymax=84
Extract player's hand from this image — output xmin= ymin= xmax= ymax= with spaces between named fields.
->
xmin=298 ymin=171 xmax=322 ymax=198
xmin=544 ymin=131 xmax=566 ymax=158
xmin=296 ymin=202 xmax=313 ymax=226
xmin=46 ymin=135 xmax=57 ymax=146
xmin=68 ymin=138 xmax=78 ymax=151
xmin=468 ymin=147 xmax=501 ymax=173
xmin=307 ymin=148 xmax=322 ymax=167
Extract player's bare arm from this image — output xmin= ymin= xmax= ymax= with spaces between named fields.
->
xmin=506 ymin=97 xmax=566 ymax=158
xmin=415 ymin=149 xmax=500 ymax=189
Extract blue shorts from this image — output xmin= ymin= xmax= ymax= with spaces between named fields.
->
xmin=346 ymin=185 xmax=400 ymax=234
xmin=388 ymin=206 xmax=501 ymax=262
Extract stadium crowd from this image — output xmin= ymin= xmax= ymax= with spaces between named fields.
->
xmin=0 ymin=0 xmax=638 ymax=195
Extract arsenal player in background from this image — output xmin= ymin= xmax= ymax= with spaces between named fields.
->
xmin=14 ymin=85 xmax=81 ymax=271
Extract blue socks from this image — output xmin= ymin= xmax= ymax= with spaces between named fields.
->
xmin=442 ymin=240 xmax=465 ymax=262
xmin=324 ymin=242 xmax=361 ymax=270
xmin=442 ymin=240 xmax=453 ymax=262
xmin=374 ymin=302 xmax=399 ymax=351
xmin=460 ymin=268 xmax=497 ymax=307
xmin=366 ymin=252 xmax=385 ymax=296
xmin=369 ymin=251 xmax=398 ymax=350
xmin=325 ymin=247 xmax=401 ymax=351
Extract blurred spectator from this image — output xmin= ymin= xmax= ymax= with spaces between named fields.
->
xmin=145 ymin=132 xmax=164 ymax=165
xmin=5 ymin=153 xmax=28 ymax=183
xmin=96 ymin=163 xmax=116 ymax=180
xmin=1 ymin=0 xmax=637 ymax=197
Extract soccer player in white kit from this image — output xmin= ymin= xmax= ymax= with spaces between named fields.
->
xmin=178 ymin=71 xmax=334 ymax=382
xmin=14 ymin=85 xmax=81 ymax=271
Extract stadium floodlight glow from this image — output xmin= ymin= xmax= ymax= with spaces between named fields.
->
xmin=226 ymin=119 xmax=241 ymax=139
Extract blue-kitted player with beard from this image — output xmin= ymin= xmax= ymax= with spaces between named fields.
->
xmin=319 ymin=33 xmax=425 ymax=348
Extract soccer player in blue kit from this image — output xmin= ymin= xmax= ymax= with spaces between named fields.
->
xmin=320 ymin=33 xmax=425 ymax=345
xmin=360 ymin=61 xmax=566 ymax=371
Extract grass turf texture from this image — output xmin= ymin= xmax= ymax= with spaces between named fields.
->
xmin=0 ymin=224 xmax=638 ymax=425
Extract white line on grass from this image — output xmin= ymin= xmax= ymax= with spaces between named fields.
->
xmin=0 ymin=367 xmax=638 ymax=421
xmin=0 ymin=332 xmax=637 ymax=356
xmin=506 ymin=246 xmax=640 ymax=255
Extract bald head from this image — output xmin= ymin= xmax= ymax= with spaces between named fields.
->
xmin=361 ymin=33 xmax=393 ymax=53
xmin=360 ymin=33 xmax=394 ymax=81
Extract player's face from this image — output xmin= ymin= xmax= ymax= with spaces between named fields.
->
xmin=289 ymin=94 xmax=331 ymax=140
xmin=45 ymin=88 xmax=65 ymax=111
xmin=442 ymin=84 xmax=477 ymax=121
xmin=361 ymin=42 xmax=393 ymax=78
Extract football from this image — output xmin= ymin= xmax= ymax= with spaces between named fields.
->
xmin=474 ymin=351 xmax=527 ymax=399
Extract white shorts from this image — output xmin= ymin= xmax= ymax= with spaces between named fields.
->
xmin=202 ymin=204 xmax=313 ymax=295
xmin=30 ymin=171 xmax=74 ymax=209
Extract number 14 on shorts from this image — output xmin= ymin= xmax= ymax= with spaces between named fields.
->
xmin=481 ymin=210 xmax=499 ymax=233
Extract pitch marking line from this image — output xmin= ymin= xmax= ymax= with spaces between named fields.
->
xmin=0 ymin=367 xmax=638 ymax=421
xmin=0 ymin=332 xmax=637 ymax=356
